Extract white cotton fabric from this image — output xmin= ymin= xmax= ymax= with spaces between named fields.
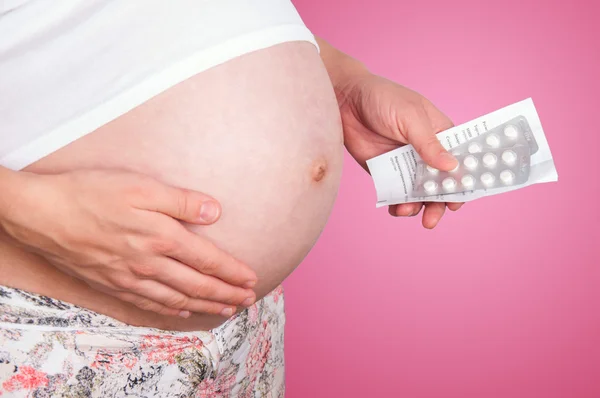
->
xmin=0 ymin=0 xmax=318 ymax=170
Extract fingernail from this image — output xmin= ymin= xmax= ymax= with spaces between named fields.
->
xmin=178 ymin=310 xmax=191 ymax=319
xmin=242 ymin=297 xmax=254 ymax=307
xmin=243 ymin=280 xmax=256 ymax=289
xmin=220 ymin=307 xmax=234 ymax=317
xmin=199 ymin=201 xmax=219 ymax=222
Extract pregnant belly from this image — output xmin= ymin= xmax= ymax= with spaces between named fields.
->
xmin=1 ymin=42 xmax=343 ymax=331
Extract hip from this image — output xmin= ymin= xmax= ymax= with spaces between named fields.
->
xmin=0 ymin=285 xmax=286 ymax=397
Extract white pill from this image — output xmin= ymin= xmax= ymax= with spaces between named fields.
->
xmin=480 ymin=172 xmax=495 ymax=186
xmin=485 ymin=134 xmax=501 ymax=148
xmin=482 ymin=152 xmax=497 ymax=168
xmin=426 ymin=165 xmax=439 ymax=175
xmin=442 ymin=177 xmax=457 ymax=192
xmin=463 ymin=155 xmax=478 ymax=170
xmin=503 ymin=125 xmax=519 ymax=139
xmin=500 ymin=170 xmax=515 ymax=185
xmin=461 ymin=174 xmax=475 ymax=189
xmin=423 ymin=180 xmax=438 ymax=193
xmin=501 ymin=150 xmax=517 ymax=166
xmin=468 ymin=142 xmax=482 ymax=153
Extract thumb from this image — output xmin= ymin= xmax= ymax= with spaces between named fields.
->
xmin=406 ymin=116 xmax=458 ymax=171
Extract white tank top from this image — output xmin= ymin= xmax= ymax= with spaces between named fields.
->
xmin=0 ymin=0 xmax=318 ymax=170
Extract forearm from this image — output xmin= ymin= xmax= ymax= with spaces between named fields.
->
xmin=315 ymin=36 xmax=369 ymax=100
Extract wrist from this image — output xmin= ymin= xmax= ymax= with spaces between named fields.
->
xmin=315 ymin=36 xmax=370 ymax=104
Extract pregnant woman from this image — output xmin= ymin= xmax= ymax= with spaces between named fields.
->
xmin=0 ymin=1 xmax=462 ymax=396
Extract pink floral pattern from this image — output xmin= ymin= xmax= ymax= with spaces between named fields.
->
xmin=91 ymin=350 xmax=139 ymax=371
xmin=271 ymin=285 xmax=284 ymax=304
xmin=246 ymin=321 xmax=273 ymax=374
xmin=0 ymin=285 xmax=286 ymax=397
xmin=2 ymin=366 xmax=49 ymax=393
xmin=140 ymin=334 xmax=205 ymax=365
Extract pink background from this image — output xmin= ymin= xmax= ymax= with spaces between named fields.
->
xmin=284 ymin=1 xmax=599 ymax=397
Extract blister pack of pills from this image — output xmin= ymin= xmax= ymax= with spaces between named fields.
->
xmin=414 ymin=145 xmax=531 ymax=196
xmin=452 ymin=116 xmax=539 ymax=156
xmin=366 ymin=98 xmax=558 ymax=206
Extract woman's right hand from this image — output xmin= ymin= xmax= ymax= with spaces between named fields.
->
xmin=0 ymin=168 xmax=257 ymax=318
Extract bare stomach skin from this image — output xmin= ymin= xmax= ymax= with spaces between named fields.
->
xmin=0 ymin=42 xmax=344 ymax=331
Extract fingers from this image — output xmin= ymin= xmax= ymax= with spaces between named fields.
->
xmin=127 ymin=280 xmax=237 ymax=317
xmin=389 ymin=201 xmax=463 ymax=229
xmin=114 ymin=291 xmax=189 ymax=318
xmin=447 ymin=202 xmax=464 ymax=212
xmin=405 ymin=111 xmax=457 ymax=172
xmin=422 ymin=202 xmax=446 ymax=229
xmin=134 ymin=178 xmax=222 ymax=225
xmin=147 ymin=257 xmax=256 ymax=306
xmin=166 ymin=227 xmax=258 ymax=288
xmin=389 ymin=203 xmax=423 ymax=217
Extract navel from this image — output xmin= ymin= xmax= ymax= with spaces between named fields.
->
xmin=311 ymin=159 xmax=328 ymax=182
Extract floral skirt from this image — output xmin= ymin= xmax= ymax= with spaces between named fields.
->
xmin=0 ymin=285 xmax=285 ymax=397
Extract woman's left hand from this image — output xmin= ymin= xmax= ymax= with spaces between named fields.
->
xmin=334 ymin=70 xmax=464 ymax=228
